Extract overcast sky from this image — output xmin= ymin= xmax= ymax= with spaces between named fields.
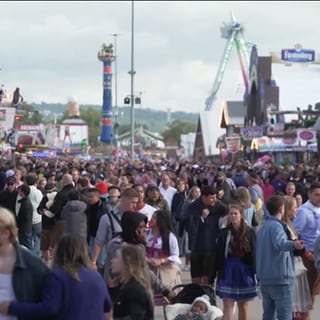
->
xmin=1 ymin=1 xmax=320 ymax=121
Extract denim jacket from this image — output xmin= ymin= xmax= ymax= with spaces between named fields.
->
xmin=12 ymin=243 xmax=50 ymax=320
xmin=256 ymin=216 xmax=295 ymax=286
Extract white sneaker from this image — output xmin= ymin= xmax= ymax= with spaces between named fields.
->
xmin=182 ymin=265 xmax=190 ymax=272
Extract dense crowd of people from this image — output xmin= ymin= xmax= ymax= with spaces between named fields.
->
xmin=0 ymin=155 xmax=320 ymax=319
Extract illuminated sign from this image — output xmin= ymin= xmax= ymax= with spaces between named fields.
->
xmin=281 ymin=44 xmax=315 ymax=63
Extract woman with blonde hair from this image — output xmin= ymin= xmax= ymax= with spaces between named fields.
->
xmin=235 ymin=187 xmax=258 ymax=228
xmin=283 ymin=196 xmax=312 ymax=320
xmin=0 ymin=234 xmax=112 ymax=320
xmin=111 ymin=243 xmax=154 ymax=320
xmin=0 ymin=207 xmax=49 ymax=320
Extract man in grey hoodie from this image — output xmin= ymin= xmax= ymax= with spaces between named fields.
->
xmin=61 ymin=189 xmax=87 ymax=242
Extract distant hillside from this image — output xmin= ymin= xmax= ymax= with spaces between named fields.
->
xmin=31 ymin=102 xmax=199 ymax=132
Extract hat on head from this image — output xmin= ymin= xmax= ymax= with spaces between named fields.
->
xmin=45 ymin=183 xmax=56 ymax=192
xmin=62 ymin=173 xmax=73 ymax=186
xmin=6 ymin=169 xmax=14 ymax=178
xmin=7 ymin=176 xmax=16 ymax=184
xmin=146 ymin=184 xmax=159 ymax=193
xmin=108 ymin=185 xmax=121 ymax=193
xmin=192 ymin=294 xmax=211 ymax=315
xmin=95 ymin=181 xmax=108 ymax=198
xmin=216 ymin=171 xmax=225 ymax=177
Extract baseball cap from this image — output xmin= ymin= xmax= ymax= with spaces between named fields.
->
xmin=95 ymin=181 xmax=108 ymax=199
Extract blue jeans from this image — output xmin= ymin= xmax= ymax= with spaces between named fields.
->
xmin=18 ymin=233 xmax=32 ymax=250
xmin=31 ymin=222 xmax=42 ymax=257
xmin=261 ymin=284 xmax=293 ymax=320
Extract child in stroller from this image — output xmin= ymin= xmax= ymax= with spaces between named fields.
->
xmin=174 ymin=294 xmax=211 ymax=319
xmin=164 ymin=283 xmax=223 ymax=320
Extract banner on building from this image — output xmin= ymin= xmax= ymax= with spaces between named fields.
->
xmin=241 ymin=126 xmax=264 ymax=140
xmin=0 ymin=108 xmax=15 ymax=130
xmin=271 ymin=44 xmax=319 ymax=65
xmin=225 ymin=136 xmax=241 ymax=153
xmin=255 ymin=136 xmax=299 ymax=152
xmin=297 ymin=129 xmax=316 ymax=143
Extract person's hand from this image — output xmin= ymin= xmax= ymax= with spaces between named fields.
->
xmin=0 ymin=302 xmax=10 ymax=314
xmin=164 ymin=289 xmax=177 ymax=303
xmin=186 ymin=310 xmax=194 ymax=318
xmin=201 ymin=208 xmax=210 ymax=219
xmin=150 ymin=258 xmax=162 ymax=267
xmin=91 ymin=260 xmax=97 ymax=270
xmin=293 ymin=239 xmax=304 ymax=250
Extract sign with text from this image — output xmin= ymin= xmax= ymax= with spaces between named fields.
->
xmin=225 ymin=136 xmax=241 ymax=153
xmin=256 ymin=136 xmax=299 ymax=152
xmin=297 ymin=129 xmax=316 ymax=142
xmin=241 ymin=126 xmax=264 ymax=140
xmin=271 ymin=44 xmax=318 ymax=64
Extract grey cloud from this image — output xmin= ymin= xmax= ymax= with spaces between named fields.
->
xmin=0 ymin=1 xmax=319 ymax=112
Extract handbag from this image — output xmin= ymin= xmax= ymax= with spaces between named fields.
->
xmin=157 ymin=263 xmax=182 ymax=290
xmin=294 ymin=256 xmax=307 ymax=276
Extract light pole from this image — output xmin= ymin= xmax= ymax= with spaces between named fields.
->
xmin=111 ymin=33 xmax=120 ymax=162
xmin=129 ymin=0 xmax=136 ymax=162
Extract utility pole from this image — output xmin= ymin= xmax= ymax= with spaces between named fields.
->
xmin=111 ymin=33 xmax=120 ymax=162
xmin=129 ymin=0 xmax=136 ymax=161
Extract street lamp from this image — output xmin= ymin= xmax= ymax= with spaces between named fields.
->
xmin=110 ymin=33 xmax=120 ymax=162
xmin=129 ymin=0 xmax=135 ymax=162
xmin=124 ymin=95 xmax=141 ymax=106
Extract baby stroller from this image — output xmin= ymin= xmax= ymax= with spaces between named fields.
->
xmin=164 ymin=283 xmax=223 ymax=320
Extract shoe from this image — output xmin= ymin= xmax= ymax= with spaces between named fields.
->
xmin=182 ymin=265 xmax=190 ymax=272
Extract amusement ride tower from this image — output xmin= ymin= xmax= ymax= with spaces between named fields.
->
xmin=205 ymin=12 xmax=250 ymax=111
xmin=97 ymin=43 xmax=115 ymax=143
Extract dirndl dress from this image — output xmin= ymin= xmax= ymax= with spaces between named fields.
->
xmin=216 ymin=254 xmax=257 ymax=301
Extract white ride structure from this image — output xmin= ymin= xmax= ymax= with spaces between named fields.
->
xmin=205 ymin=12 xmax=251 ymax=111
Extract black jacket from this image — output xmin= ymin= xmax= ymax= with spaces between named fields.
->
xmin=50 ymin=183 xmax=75 ymax=221
xmin=171 ymin=191 xmax=187 ymax=222
xmin=37 ymin=192 xmax=57 ymax=229
xmin=86 ymin=200 xmax=106 ymax=237
xmin=0 ymin=188 xmax=18 ymax=214
xmin=16 ymin=197 xmax=33 ymax=233
xmin=215 ymin=227 xmax=256 ymax=280
xmin=113 ymin=279 xmax=154 ymax=320
xmin=183 ymin=198 xmax=228 ymax=252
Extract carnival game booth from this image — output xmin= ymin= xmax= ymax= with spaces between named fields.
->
xmin=251 ymin=133 xmax=315 ymax=165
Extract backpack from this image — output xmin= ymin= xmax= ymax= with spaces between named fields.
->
xmin=104 ymin=203 xmax=121 ymax=238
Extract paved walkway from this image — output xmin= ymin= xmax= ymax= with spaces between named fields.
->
xmin=155 ymin=261 xmax=320 ymax=320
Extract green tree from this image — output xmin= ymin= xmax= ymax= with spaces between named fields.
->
xmin=162 ymin=120 xmax=196 ymax=145
xmin=17 ymin=102 xmax=44 ymax=124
